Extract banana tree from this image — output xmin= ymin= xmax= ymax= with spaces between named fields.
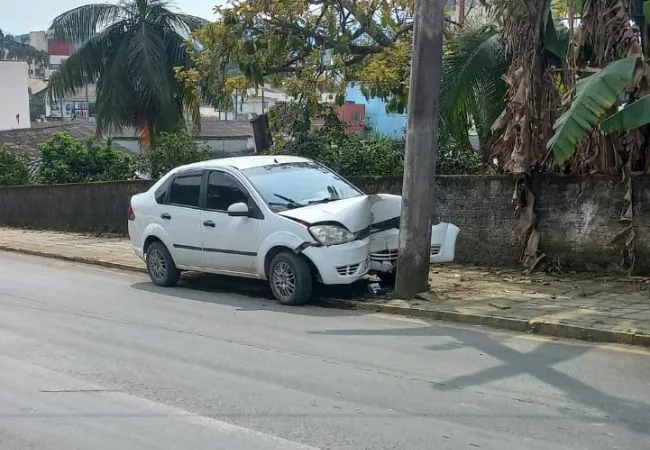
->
xmin=548 ymin=55 xmax=645 ymax=164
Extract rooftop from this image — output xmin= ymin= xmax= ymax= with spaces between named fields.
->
xmin=0 ymin=121 xmax=131 ymax=155
xmin=0 ymin=119 xmax=254 ymax=156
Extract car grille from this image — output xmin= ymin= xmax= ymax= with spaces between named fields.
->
xmin=370 ymin=249 xmax=398 ymax=263
xmin=336 ymin=263 xmax=361 ymax=276
xmin=371 ymin=245 xmax=441 ymax=262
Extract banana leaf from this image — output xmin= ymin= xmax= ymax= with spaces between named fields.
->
xmin=600 ymin=95 xmax=650 ymax=133
xmin=547 ymin=56 xmax=638 ymax=164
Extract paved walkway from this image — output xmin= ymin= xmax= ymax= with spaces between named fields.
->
xmin=1 ymin=227 xmax=649 ymax=346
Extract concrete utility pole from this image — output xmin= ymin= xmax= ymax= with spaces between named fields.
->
xmin=394 ymin=0 xmax=445 ymax=298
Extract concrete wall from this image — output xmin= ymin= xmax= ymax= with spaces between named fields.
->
xmin=1 ymin=174 xmax=648 ymax=274
xmin=0 ymin=61 xmax=31 ymax=131
xmin=0 ymin=181 xmax=154 ymax=234
xmin=199 ymin=137 xmax=255 ymax=155
xmin=354 ymin=174 xmax=650 ymax=274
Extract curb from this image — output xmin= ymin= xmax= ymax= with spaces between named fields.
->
xmin=313 ymin=299 xmax=650 ymax=348
xmin=0 ymin=245 xmax=147 ymax=274
xmin=2 ymin=245 xmax=648 ymax=348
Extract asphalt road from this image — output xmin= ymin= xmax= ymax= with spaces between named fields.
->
xmin=1 ymin=252 xmax=649 ymax=450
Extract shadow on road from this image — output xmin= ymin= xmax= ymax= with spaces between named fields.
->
xmin=309 ymin=325 xmax=650 ymax=435
xmin=131 ymin=271 xmax=373 ymax=317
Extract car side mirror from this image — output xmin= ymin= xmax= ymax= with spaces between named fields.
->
xmin=227 ymin=202 xmax=250 ymax=217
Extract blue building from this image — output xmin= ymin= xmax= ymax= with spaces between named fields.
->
xmin=344 ymin=85 xmax=407 ymax=139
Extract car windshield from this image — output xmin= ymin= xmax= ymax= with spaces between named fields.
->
xmin=242 ymin=161 xmax=363 ymax=212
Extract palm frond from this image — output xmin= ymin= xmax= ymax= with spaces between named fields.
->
xmin=95 ymin=36 xmax=136 ymax=135
xmin=127 ymin=22 xmax=172 ymax=108
xmin=48 ymin=3 xmax=126 ymax=43
xmin=441 ymin=28 xmax=508 ymax=145
xmin=48 ymin=0 xmax=202 ymax=137
xmin=47 ymin=38 xmax=105 ymax=100
xmin=161 ymin=13 xmax=208 ymax=34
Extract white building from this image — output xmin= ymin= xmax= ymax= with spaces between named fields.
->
xmin=203 ymin=85 xmax=335 ymax=121
xmin=0 ymin=61 xmax=31 ymax=131
xmin=28 ymin=31 xmax=47 ymax=52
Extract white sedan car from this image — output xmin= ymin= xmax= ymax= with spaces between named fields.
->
xmin=128 ymin=155 xmax=459 ymax=305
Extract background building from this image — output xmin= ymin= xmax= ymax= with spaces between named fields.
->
xmin=0 ymin=61 xmax=31 ymax=131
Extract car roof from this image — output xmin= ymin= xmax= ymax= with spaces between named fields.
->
xmin=178 ymin=155 xmax=312 ymax=172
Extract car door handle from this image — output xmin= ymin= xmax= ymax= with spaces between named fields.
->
xmin=203 ymin=220 xmax=215 ymax=228
xmin=161 ymin=213 xmax=171 ymax=220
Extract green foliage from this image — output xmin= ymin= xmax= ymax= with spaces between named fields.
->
xmin=600 ymin=94 xmax=650 ymax=134
xmin=548 ymin=56 xmax=639 ymax=164
xmin=0 ymin=147 xmax=31 ymax=186
xmin=136 ymin=132 xmax=211 ymax=179
xmin=270 ymin=128 xmax=403 ymax=177
xmin=267 ymin=102 xmax=314 ymax=138
xmin=436 ymin=136 xmax=484 ymax=175
xmin=47 ymin=0 xmax=205 ymax=137
xmin=441 ymin=23 xmax=508 ymax=150
xmin=270 ymin=126 xmax=483 ymax=177
xmin=35 ymin=132 xmax=134 ymax=184
xmin=180 ymin=0 xmax=415 ymax=115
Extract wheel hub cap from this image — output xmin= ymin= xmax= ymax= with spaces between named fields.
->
xmin=148 ymin=249 xmax=167 ymax=280
xmin=272 ymin=262 xmax=296 ymax=298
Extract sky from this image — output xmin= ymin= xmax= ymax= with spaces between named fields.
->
xmin=1 ymin=0 xmax=224 ymax=35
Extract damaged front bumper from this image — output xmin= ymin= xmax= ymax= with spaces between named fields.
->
xmin=369 ymin=222 xmax=460 ymax=274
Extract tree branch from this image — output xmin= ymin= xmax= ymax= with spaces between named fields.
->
xmin=393 ymin=21 xmax=413 ymax=41
xmin=336 ymin=0 xmax=393 ymax=48
xmin=266 ymin=15 xmax=383 ymax=56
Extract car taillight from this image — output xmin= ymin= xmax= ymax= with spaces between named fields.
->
xmin=128 ymin=205 xmax=135 ymax=221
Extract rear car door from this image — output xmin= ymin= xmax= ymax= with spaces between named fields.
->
xmin=158 ymin=170 xmax=204 ymax=268
xmin=200 ymin=170 xmax=261 ymax=274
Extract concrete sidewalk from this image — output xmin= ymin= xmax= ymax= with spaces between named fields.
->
xmin=1 ymin=227 xmax=649 ymax=346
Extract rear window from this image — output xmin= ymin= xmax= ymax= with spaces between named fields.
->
xmin=154 ymin=177 xmax=173 ymax=204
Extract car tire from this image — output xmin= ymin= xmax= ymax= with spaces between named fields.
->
xmin=268 ymin=251 xmax=313 ymax=306
xmin=146 ymin=241 xmax=181 ymax=287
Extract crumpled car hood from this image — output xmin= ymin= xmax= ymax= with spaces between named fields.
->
xmin=278 ymin=194 xmax=401 ymax=233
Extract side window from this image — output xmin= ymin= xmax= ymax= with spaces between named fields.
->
xmin=154 ymin=177 xmax=173 ymax=204
xmin=206 ymin=171 xmax=249 ymax=211
xmin=169 ymin=174 xmax=202 ymax=208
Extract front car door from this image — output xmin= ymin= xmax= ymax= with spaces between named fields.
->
xmin=200 ymin=170 xmax=262 ymax=274
xmin=158 ymin=170 xmax=204 ymax=268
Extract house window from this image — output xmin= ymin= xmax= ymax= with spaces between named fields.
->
xmin=352 ymin=112 xmax=361 ymax=122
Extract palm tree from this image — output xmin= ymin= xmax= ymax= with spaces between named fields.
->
xmin=439 ymin=18 xmax=508 ymax=160
xmin=47 ymin=0 xmax=206 ymax=141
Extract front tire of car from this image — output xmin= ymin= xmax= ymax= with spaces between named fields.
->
xmin=146 ymin=241 xmax=181 ymax=287
xmin=269 ymin=252 xmax=313 ymax=306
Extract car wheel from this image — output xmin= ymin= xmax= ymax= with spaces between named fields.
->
xmin=269 ymin=252 xmax=313 ymax=305
xmin=146 ymin=241 xmax=180 ymax=287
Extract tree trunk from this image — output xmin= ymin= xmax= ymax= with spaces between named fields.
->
xmin=394 ymin=0 xmax=444 ymax=298
xmin=458 ymin=0 xmax=466 ymax=26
